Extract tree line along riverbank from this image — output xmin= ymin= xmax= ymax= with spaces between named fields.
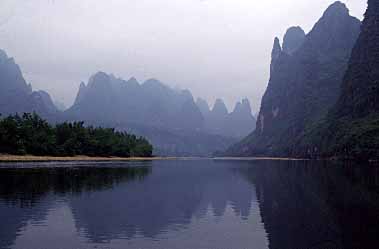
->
xmin=0 ymin=113 xmax=153 ymax=158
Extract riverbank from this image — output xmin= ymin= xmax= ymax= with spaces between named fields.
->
xmin=214 ymin=157 xmax=309 ymax=161
xmin=0 ymin=154 xmax=313 ymax=162
xmin=0 ymin=154 xmax=175 ymax=162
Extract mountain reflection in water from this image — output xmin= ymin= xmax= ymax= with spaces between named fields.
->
xmin=0 ymin=160 xmax=379 ymax=249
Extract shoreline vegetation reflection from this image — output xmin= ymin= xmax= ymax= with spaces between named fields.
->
xmin=0 ymin=160 xmax=379 ymax=249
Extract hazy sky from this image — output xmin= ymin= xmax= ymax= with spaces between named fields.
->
xmin=0 ymin=0 xmax=366 ymax=112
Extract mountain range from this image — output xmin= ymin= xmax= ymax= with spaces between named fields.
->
xmin=196 ymin=97 xmax=256 ymax=138
xmin=226 ymin=1 xmax=362 ymax=157
xmin=0 ymin=52 xmax=255 ymax=156
xmin=4 ymin=0 xmax=375 ymax=159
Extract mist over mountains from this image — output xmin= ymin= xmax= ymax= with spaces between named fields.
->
xmin=0 ymin=52 xmax=255 ymax=156
xmin=197 ymin=97 xmax=256 ymax=138
xmin=63 ymin=71 xmax=256 ymax=155
xmin=1 ymin=0 xmax=377 ymax=159
xmin=0 ymin=49 xmax=59 ymax=119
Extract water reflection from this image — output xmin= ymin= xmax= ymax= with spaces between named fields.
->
xmin=237 ymin=160 xmax=379 ymax=249
xmin=0 ymin=165 xmax=151 ymax=206
xmin=0 ymin=163 xmax=151 ymax=249
xmin=68 ymin=160 xmax=257 ymax=243
xmin=0 ymin=160 xmax=379 ymax=249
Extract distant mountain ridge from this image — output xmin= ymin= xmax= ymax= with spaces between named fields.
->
xmin=226 ymin=1 xmax=361 ymax=156
xmin=65 ymin=71 xmax=205 ymax=132
xmin=61 ymin=71 xmax=254 ymax=156
xmin=0 ymin=49 xmax=58 ymax=118
xmin=196 ymin=98 xmax=256 ymax=138
xmin=0 ymin=48 xmax=249 ymax=156
xmin=0 ymin=40 xmax=254 ymax=156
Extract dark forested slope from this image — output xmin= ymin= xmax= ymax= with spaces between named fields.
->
xmin=296 ymin=0 xmax=379 ymax=159
xmin=226 ymin=2 xmax=361 ymax=157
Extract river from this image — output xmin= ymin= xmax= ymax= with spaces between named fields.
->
xmin=0 ymin=159 xmax=378 ymax=249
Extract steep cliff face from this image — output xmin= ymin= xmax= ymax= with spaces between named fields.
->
xmin=299 ymin=0 xmax=379 ymax=159
xmin=227 ymin=2 xmax=361 ymax=156
xmin=270 ymin=37 xmax=282 ymax=75
xmin=0 ymin=49 xmax=58 ymax=117
xmin=334 ymin=0 xmax=379 ymax=118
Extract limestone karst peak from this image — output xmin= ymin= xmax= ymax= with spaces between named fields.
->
xmin=212 ymin=99 xmax=228 ymax=116
xmin=282 ymin=26 xmax=305 ymax=55
xmin=271 ymin=37 xmax=282 ymax=74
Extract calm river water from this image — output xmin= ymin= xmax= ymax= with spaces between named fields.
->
xmin=0 ymin=159 xmax=379 ymax=249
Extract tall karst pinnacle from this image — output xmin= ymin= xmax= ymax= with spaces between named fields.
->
xmin=282 ymin=26 xmax=305 ymax=55
xmin=226 ymin=1 xmax=361 ymax=156
xmin=297 ymin=0 xmax=379 ymax=159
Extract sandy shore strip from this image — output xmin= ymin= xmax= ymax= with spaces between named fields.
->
xmin=0 ymin=154 xmax=178 ymax=162
xmin=0 ymin=155 xmax=313 ymax=162
xmin=213 ymin=157 xmax=310 ymax=161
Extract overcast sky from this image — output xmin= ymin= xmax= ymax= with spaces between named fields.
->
xmin=0 ymin=0 xmax=366 ymax=112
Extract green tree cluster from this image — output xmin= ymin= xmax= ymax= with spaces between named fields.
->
xmin=0 ymin=113 xmax=153 ymax=157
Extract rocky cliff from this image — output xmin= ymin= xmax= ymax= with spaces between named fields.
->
xmin=227 ymin=2 xmax=361 ymax=156
xmin=297 ymin=0 xmax=379 ymax=159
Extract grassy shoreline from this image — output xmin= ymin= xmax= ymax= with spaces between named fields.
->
xmin=0 ymin=154 xmax=176 ymax=162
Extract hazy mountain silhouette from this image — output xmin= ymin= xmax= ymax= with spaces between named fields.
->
xmin=0 ymin=49 xmax=58 ymax=118
xmin=66 ymin=72 xmax=204 ymax=130
xmin=63 ymin=72 xmax=237 ymax=156
xmin=226 ymin=1 xmax=361 ymax=156
xmin=0 ymin=52 xmax=238 ymax=156
xmin=197 ymin=98 xmax=256 ymax=139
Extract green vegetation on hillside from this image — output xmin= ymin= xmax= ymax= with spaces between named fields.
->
xmin=0 ymin=113 xmax=153 ymax=157
xmin=296 ymin=0 xmax=379 ymax=160
xmin=296 ymin=114 xmax=379 ymax=160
